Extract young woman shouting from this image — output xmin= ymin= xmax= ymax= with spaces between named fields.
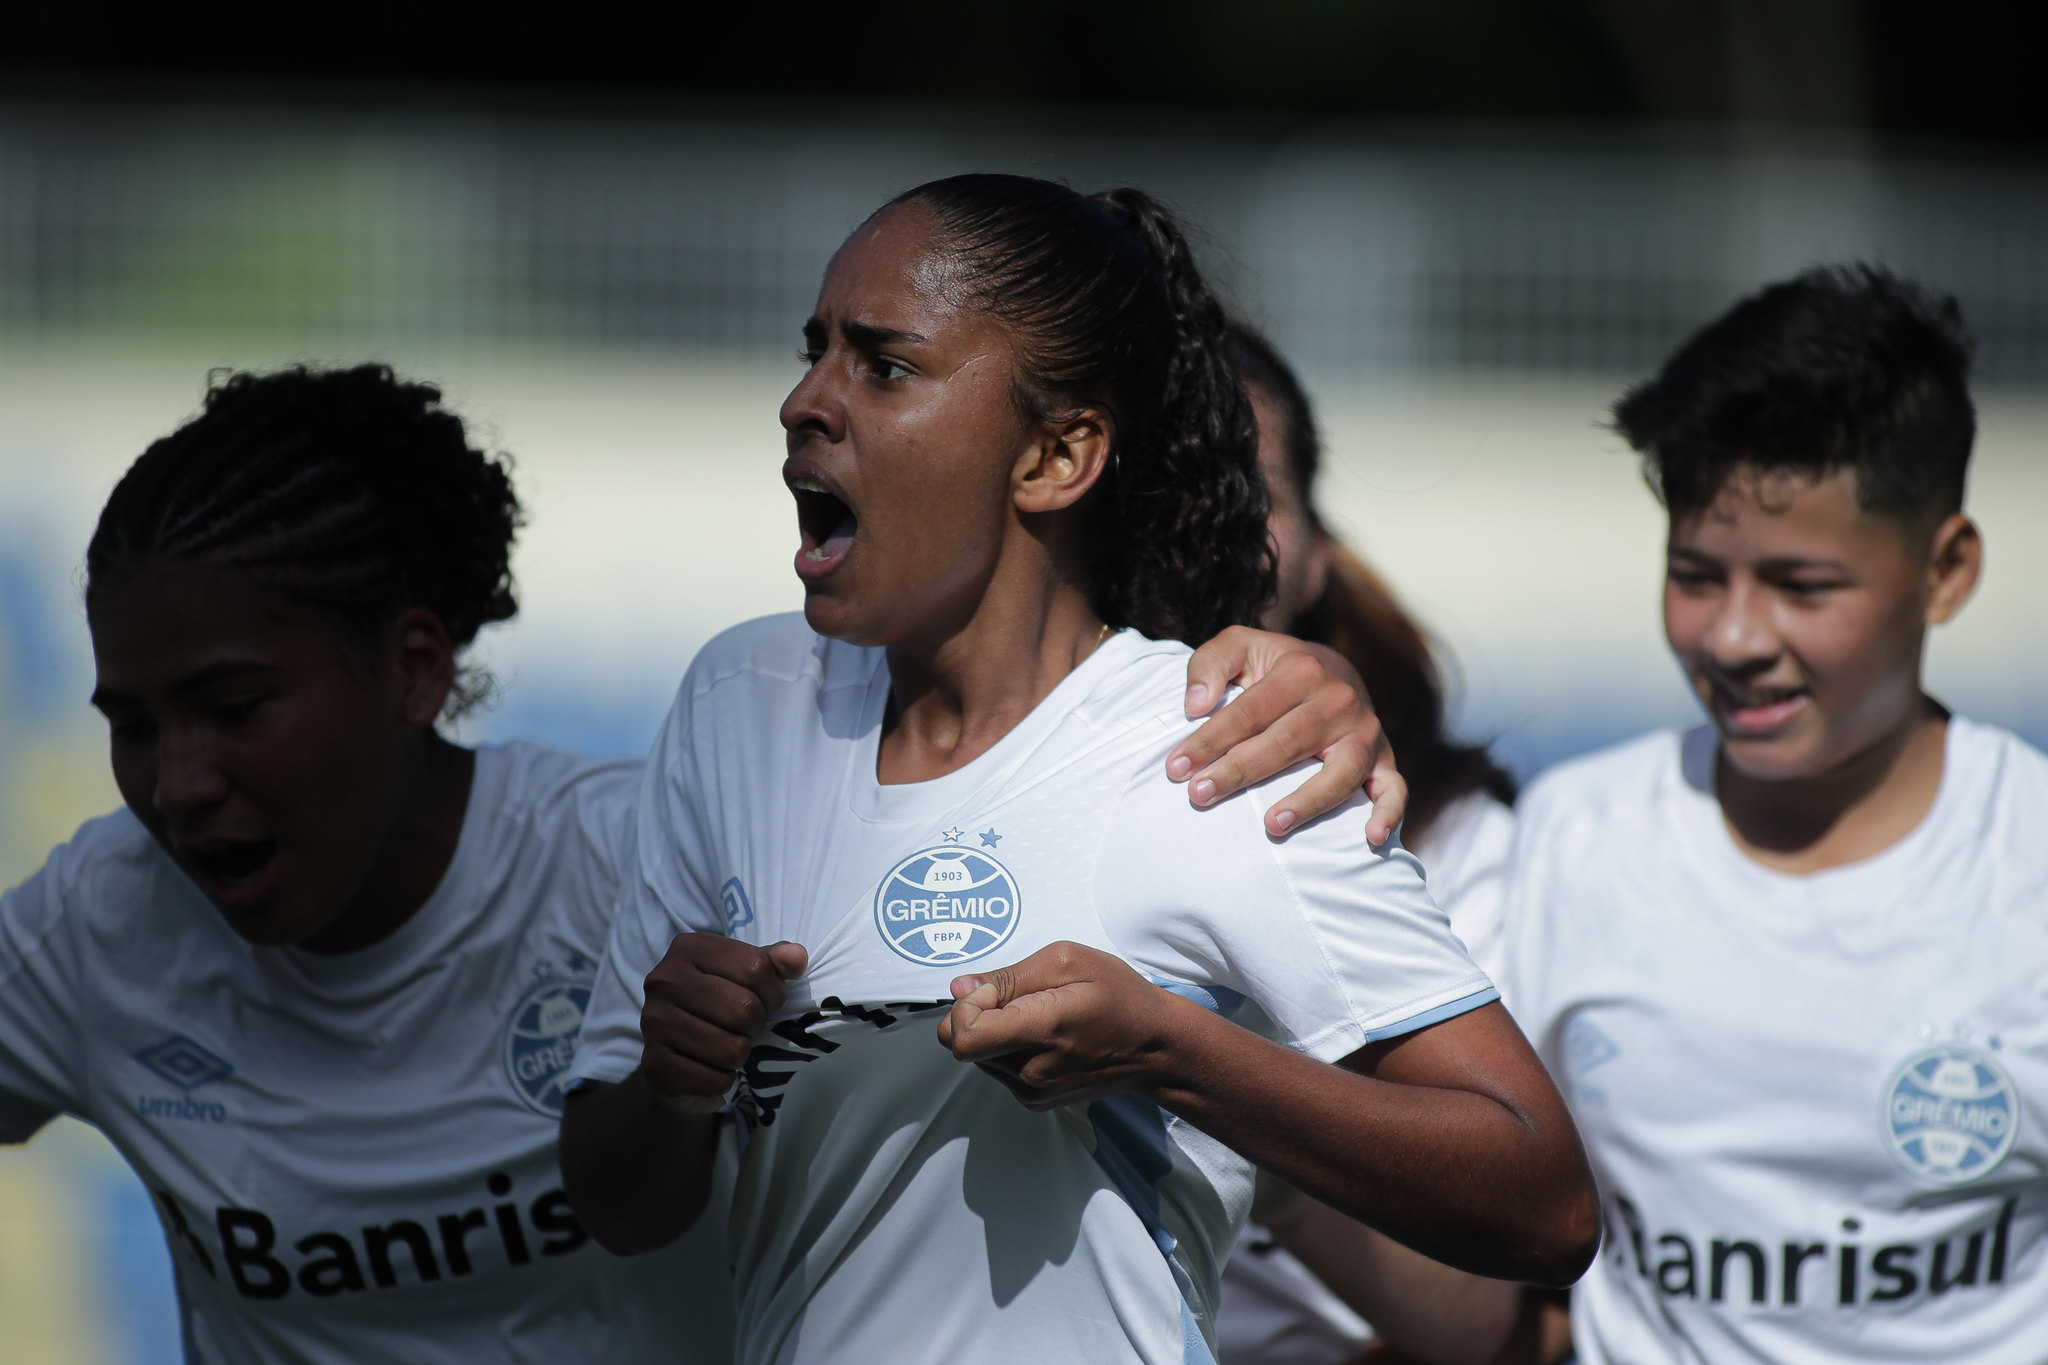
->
xmin=561 ymin=175 xmax=1599 ymax=1365
xmin=0 ymin=364 xmax=1365 ymax=1362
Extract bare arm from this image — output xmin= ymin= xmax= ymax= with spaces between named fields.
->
xmin=558 ymin=934 xmax=806 ymax=1255
xmin=939 ymin=945 xmax=1599 ymax=1286
xmin=1255 ymin=1175 xmax=1521 ymax=1365
xmin=559 ymin=1075 xmax=719 ymax=1255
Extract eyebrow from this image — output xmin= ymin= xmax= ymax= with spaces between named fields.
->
xmin=91 ymin=659 xmax=281 ymax=710
xmin=1667 ymin=546 xmax=1851 ymax=573
xmin=839 ymin=319 xmax=930 ymax=348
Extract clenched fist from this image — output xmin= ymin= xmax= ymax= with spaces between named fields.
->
xmin=640 ymin=934 xmax=808 ymax=1113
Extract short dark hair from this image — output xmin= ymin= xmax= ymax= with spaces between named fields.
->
xmin=1614 ymin=263 xmax=1975 ymax=523
xmin=889 ymin=174 xmax=1274 ymax=645
xmin=86 ymin=364 xmax=522 ymax=716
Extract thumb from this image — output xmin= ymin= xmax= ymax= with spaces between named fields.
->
xmin=1184 ymin=626 xmax=1255 ymax=718
xmin=765 ymin=941 xmax=809 ymax=979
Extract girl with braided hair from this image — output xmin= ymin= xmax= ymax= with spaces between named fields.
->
xmin=0 ymin=360 xmax=1395 ymax=1358
xmin=562 ymin=174 xmax=1598 ymax=1365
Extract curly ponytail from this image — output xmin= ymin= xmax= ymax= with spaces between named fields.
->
xmin=890 ymin=174 xmax=1274 ymax=643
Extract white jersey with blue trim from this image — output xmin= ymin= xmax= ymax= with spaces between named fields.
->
xmin=572 ymin=614 xmax=1496 ymax=1365
xmin=0 ymin=742 xmax=734 ymax=1364
xmin=1499 ymin=718 xmax=2048 ymax=1365
xmin=1214 ymin=789 xmax=1519 ymax=1365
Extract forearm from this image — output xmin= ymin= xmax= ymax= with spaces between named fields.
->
xmin=558 ymin=1070 xmax=720 ymax=1256
xmin=1263 ymin=1191 xmax=1521 ymax=1365
xmin=1145 ymin=998 xmax=1595 ymax=1284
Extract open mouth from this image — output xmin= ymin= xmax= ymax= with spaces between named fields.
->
xmin=1712 ymin=683 xmax=1809 ymax=735
xmin=185 ymin=839 xmax=279 ymax=889
xmin=791 ymin=476 xmax=858 ymax=579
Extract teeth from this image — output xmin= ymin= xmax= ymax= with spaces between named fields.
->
xmin=805 ymin=546 xmax=833 ymax=561
xmin=792 ymin=478 xmax=828 ymax=494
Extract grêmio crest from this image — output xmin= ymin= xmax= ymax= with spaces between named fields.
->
xmin=872 ymin=840 xmax=1021 ymax=967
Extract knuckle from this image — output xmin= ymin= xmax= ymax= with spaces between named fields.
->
xmin=736 ymin=991 xmax=767 ymax=1029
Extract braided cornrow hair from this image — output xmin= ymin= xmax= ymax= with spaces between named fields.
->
xmin=86 ymin=364 xmax=522 ymax=717
xmin=889 ymin=174 xmax=1274 ymax=643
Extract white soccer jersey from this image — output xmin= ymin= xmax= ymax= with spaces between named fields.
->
xmin=1215 ymin=791 xmax=1518 ymax=1365
xmin=571 ymin=615 xmax=1496 ymax=1365
xmin=1499 ymin=719 xmax=2048 ymax=1365
xmin=0 ymin=742 xmax=733 ymax=1365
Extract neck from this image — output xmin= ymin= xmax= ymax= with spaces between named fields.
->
xmin=300 ymin=733 xmax=477 ymax=954
xmin=1717 ymin=699 xmax=1947 ymax=875
xmin=878 ymin=561 xmax=1105 ymax=787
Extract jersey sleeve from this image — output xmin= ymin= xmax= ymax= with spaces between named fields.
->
xmin=1410 ymin=795 xmax=1518 ymax=981
xmin=1097 ymin=759 xmax=1497 ymax=1066
xmin=1491 ymin=779 xmax=1575 ymax=1067
xmin=569 ymin=682 xmax=728 ymax=1090
xmin=0 ymin=843 xmax=92 ymax=1143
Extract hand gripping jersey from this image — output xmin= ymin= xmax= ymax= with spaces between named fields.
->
xmin=571 ymin=615 xmax=1496 ymax=1365
xmin=0 ymin=743 xmax=734 ymax=1365
xmin=1499 ymin=720 xmax=2048 ymax=1365
xmin=1214 ymin=791 xmax=1518 ymax=1365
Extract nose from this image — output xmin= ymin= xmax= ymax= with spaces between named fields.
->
xmin=154 ymin=726 xmax=231 ymax=822
xmin=779 ymin=356 xmax=846 ymax=447
xmin=1702 ymin=578 xmax=1781 ymax=675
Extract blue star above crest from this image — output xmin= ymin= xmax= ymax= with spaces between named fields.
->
xmin=943 ymin=826 xmax=965 ymax=843
xmin=979 ymin=828 xmax=1002 ymax=849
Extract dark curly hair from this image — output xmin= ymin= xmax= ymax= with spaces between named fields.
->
xmin=85 ymin=364 xmax=522 ymax=718
xmin=1227 ymin=321 xmax=1516 ymax=844
xmin=887 ymin=174 xmax=1274 ymax=643
xmin=1615 ymin=263 xmax=1975 ymax=523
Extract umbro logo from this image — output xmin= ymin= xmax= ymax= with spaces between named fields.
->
xmin=134 ymin=1035 xmax=235 ymax=1091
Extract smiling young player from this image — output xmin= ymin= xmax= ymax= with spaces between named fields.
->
xmin=1498 ymin=265 xmax=2046 ymax=1363
xmin=560 ymin=173 xmax=1598 ymax=1365
xmin=0 ymin=363 xmax=1400 ymax=1363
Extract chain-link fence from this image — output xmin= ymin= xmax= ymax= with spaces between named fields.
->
xmin=5 ymin=102 xmax=2048 ymax=380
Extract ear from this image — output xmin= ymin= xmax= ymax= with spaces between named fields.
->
xmin=1012 ymin=407 xmax=1112 ymax=515
xmin=1923 ymin=512 xmax=1982 ymax=626
xmin=386 ymin=607 xmax=460 ymax=727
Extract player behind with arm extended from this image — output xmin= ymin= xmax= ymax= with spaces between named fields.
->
xmin=1498 ymin=265 xmax=2045 ymax=1363
xmin=560 ymin=173 xmax=1599 ymax=1365
xmin=1216 ymin=322 xmax=1538 ymax=1365
xmin=0 ymin=363 xmax=1406 ymax=1363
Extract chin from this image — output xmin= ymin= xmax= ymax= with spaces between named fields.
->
xmin=801 ymin=592 xmax=862 ymax=643
xmin=802 ymin=589 xmax=906 ymax=649
xmin=212 ymin=895 xmax=331 ymax=949
xmin=1716 ymin=727 xmax=1831 ymax=783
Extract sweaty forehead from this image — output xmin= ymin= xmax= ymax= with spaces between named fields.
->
xmin=817 ymin=204 xmax=965 ymax=323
